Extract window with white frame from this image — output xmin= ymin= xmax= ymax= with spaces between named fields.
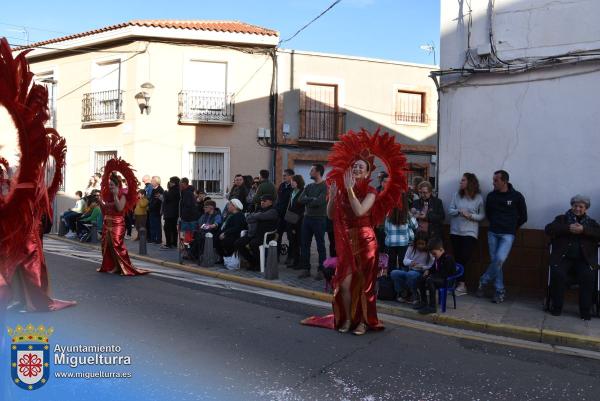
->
xmin=94 ymin=150 xmax=117 ymax=175
xmin=179 ymin=60 xmax=234 ymax=122
xmin=395 ymin=90 xmax=428 ymax=124
xmin=188 ymin=151 xmax=225 ymax=196
xmin=83 ymin=60 xmax=123 ymax=122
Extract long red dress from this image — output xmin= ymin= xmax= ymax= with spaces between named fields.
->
xmin=98 ymin=196 xmax=147 ymax=276
xmin=0 ymin=224 xmax=76 ymax=311
xmin=302 ymin=180 xmax=384 ymax=331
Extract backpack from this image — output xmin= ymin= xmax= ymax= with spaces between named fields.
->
xmin=376 ymin=276 xmax=396 ymax=300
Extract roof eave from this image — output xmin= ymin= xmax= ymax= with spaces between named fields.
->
xmin=20 ymin=25 xmax=279 ymax=59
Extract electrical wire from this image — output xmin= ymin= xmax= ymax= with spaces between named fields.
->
xmin=56 ymin=43 xmax=148 ymax=101
xmin=278 ymin=0 xmax=343 ymax=45
xmin=0 ymin=21 xmax=68 ymax=35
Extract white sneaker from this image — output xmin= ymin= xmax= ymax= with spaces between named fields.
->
xmin=455 ymin=283 xmax=468 ymax=296
xmin=65 ymin=232 xmax=77 ymax=239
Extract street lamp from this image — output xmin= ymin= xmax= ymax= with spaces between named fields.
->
xmin=135 ymin=82 xmax=155 ymax=114
xmin=420 ymin=42 xmax=437 ymax=65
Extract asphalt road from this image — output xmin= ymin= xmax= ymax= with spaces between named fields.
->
xmin=2 ymin=244 xmax=599 ymax=401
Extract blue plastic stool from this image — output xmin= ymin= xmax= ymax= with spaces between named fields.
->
xmin=438 ymin=263 xmax=464 ymax=313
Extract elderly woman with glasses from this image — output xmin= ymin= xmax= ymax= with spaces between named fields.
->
xmin=545 ymin=195 xmax=600 ymax=320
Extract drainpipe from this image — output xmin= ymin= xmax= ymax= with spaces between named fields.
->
xmin=269 ymin=48 xmax=278 ymax=180
xmin=429 ymin=72 xmax=441 ymax=196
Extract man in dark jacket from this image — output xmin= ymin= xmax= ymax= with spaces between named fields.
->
xmin=252 ymin=170 xmax=277 ymax=209
xmin=180 ymin=177 xmax=200 ymax=230
xmin=477 ymin=170 xmax=527 ymax=304
xmin=148 ymin=176 xmax=164 ymax=244
xmin=160 ymin=177 xmax=181 ymax=249
xmin=276 ymin=169 xmax=294 ymax=256
xmin=216 ymin=199 xmax=247 ymax=259
xmin=545 ymin=195 xmax=600 ymax=320
xmin=227 ymin=174 xmax=248 ymax=210
xmin=235 ymin=194 xmax=279 ymax=271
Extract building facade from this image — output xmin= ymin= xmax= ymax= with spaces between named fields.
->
xmin=439 ymin=0 xmax=600 ymax=290
xmin=275 ymin=49 xmax=437 ymax=186
xmin=11 ymin=20 xmax=279 ymax=215
xmin=2 ymin=19 xmax=440 ymax=235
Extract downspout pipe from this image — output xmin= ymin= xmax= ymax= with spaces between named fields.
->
xmin=429 ymin=71 xmax=441 ymax=196
xmin=269 ymin=48 xmax=278 ymax=179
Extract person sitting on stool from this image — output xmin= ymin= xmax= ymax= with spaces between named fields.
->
xmin=545 ymin=194 xmax=600 ymax=320
xmin=235 ymin=194 xmax=278 ymax=271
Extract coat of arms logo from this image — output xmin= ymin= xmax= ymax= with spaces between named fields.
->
xmin=8 ymin=324 xmax=53 ymax=390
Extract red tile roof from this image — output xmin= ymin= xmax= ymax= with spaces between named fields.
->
xmin=19 ymin=20 xmax=278 ymax=49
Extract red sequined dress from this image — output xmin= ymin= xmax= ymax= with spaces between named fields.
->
xmin=301 ymin=129 xmax=406 ymax=331
xmin=97 ymin=159 xmax=147 ymax=276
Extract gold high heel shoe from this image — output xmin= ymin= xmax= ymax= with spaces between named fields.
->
xmin=338 ymin=320 xmax=351 ymax=333
xmin=352 ymin=322 xmax=367 ymax=336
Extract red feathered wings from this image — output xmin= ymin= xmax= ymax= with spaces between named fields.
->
xmin=101 ymin=158 xmax=139 ymax=213
xmin=0 ymin=37 xmax=54 ymax=259
xmin=327 ymin=128 xmax=407 ymax=225
xmin=46 ymin=128 xmax=67 ymax=204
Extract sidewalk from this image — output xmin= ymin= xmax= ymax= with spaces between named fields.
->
xmin=50 ymin=234 xmax=600 ymax=351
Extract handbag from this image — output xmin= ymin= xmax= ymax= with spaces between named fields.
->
xmin=284 ymin=209 xmax=300 ymax=224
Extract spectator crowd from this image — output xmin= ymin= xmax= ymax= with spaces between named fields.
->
xmin=61 ymin=165 xmax=600 ymax=321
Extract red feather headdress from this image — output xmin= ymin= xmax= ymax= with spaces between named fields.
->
xmin=101 ymin=158 xmax=140 ymax=213
xmin=0 ymin=37 xmax=53 ymax=260
xmin=326 ymin=128 xmax=407 ymax=225
xmin=46 ymin=128 xmax=66 ymax=204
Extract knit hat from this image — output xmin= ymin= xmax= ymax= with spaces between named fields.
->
xmin=571 ymin=194 xmax=591 ymax=208
xmin=261 ymin=194 xmax=274 ymax=202
xmin=230 ymin=198 xmax=244 ymax=211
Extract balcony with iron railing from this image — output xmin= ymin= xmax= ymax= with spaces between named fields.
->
xmin=394 ymin=111 xmax=429 ymax=125
xmin=178 ymin=90 xmax=235 ymax=124
xmin=81 ymin=89 xmax=125 ymax=124
xmin=299 ymin=109 xmax=346 ymax=142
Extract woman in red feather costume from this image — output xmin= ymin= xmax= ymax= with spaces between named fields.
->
xmin=97 ymin=158 xmax=147 ymax=276
xmin=302 ymin=129 xmax=406 ymax=335
xmin=0 ymin=37 xmax=75 ymax=312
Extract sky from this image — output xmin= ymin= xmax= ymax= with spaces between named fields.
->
xmin=0 ymin=0 xmax=440 ymax=65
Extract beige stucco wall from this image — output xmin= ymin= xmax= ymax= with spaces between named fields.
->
xmin=12 ymin=40 xmax=274 ymax=213
xmin=277 ymin=49 xmax=438 ymax=144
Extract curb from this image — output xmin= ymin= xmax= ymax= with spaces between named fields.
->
xmin=48 ymin=235 xmax=600 ymax=352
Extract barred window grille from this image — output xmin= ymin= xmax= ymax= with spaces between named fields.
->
xmin=94 ymin=151 xmax=117 ymax=175
xmin=395 ymin=91 xmax=428 ymax=124
xmin=299 ymin=83 xmax=345 ymax=142
xmin=189 ymin=152 xmax=224 ymax=196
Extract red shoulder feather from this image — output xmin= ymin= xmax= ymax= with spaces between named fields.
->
xmin=0 ymin=37 xmax=52 ymax=260
xmin=326 ymin=128 xmax=407 ymax=225
xmin=46 ymin=128 xmax=67 ymax=203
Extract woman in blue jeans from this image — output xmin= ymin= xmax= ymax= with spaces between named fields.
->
xmin=390 ymin=232 xmax=434 ymax=304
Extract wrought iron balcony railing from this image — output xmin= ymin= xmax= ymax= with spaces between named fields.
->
xmin=394 ymin=111 xmax=428 ymax=124
xmin=299 ymin=109 xmax=346 ymax=142
xmin=81 ymin=89 xmax=124 ymax=123
xmin=178 ymin=90 xmax=235 ymax=124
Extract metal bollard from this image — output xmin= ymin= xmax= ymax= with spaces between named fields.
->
xmin=58 ymin=218 xmax=68 ymax=236
xmin=138 ymin=227 xmax=147 ymax=255
xmin=199 ymin=233 xmax=217 ymax=267
xmin=264 ymin=240 xmax=279 ymax=280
